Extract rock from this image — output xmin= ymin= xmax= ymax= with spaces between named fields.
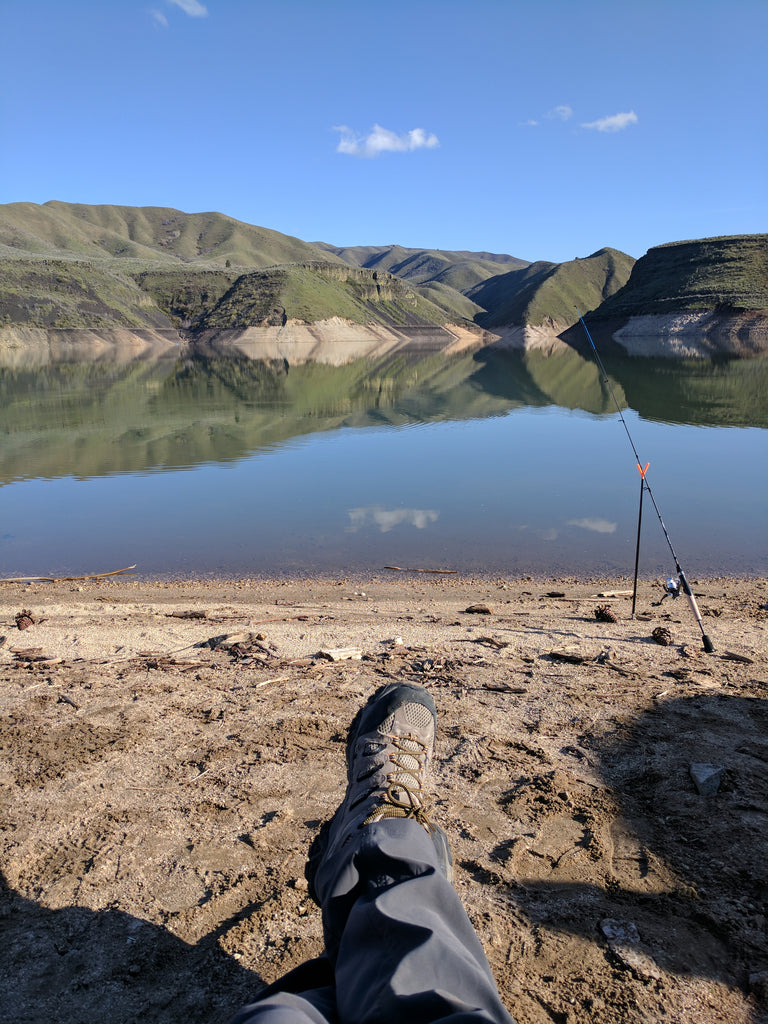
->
xmin=465 ymin=604 xmax=492 ymax=615
xmin=549 ymin=648 xmax=587 ymax=664
xmin=601 ymin=918 xmax=640 ymax=945
xmin=689 ymin=762 xmax=725 ymax=796
xmin=600 ymin=919 xmax=661 ymax=981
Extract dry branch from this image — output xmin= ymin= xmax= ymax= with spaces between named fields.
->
xmin=385 ymin=565 xmax=457 ymax=574
xmin=0 ymin=564 xmax=137 ymax=584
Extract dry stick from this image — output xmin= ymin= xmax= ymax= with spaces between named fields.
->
xmin=385 ymin=566 xmax=458 ymax=574
xmin=0 ymin=564 xmax=137 ymax=584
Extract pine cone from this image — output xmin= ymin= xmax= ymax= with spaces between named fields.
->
xmin=652 ymin=626 xmax=673 ymax=645
xmin=594 ymin=604 xmax=618 ymax=623
xmin=15 ymin=609 xmax=35 ymax=630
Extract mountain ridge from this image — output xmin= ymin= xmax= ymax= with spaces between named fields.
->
xmin=0 ymin=203 xmax=766 ymax=356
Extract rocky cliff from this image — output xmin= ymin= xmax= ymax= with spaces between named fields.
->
xmin=583 ymin=235 xmax=768 ymax=356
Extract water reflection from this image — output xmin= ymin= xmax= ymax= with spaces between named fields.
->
xmin=0 ymin=339 xmax=766 ymax=577
xmin=2 ymin=344 xmax=766 ymax=487
xmin=567 ymin=518 xmax=618 ymax=535
xmin=348 ymin=506 xmax=440 ymax=533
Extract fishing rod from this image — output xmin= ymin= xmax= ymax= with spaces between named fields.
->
xmin=576 ymin=312 xmax=714 ymax=653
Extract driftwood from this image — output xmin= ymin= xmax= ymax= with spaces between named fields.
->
xmin=720 ymin=650 xmax=754 ymax=664
xmin=316 ymin=647 xmax=363 ymax=662
xmin=480 ymin=682 xmax=528 ymax=694
xmin=548 ymin=648 xmax=588 ymax=664
xmin=385 ymin=566 xmax=458 ymax=574
xmin=0 ymin=564 xmax=137 ymax=584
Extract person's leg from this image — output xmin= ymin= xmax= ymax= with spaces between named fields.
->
xmin=228 ymin=957 xmax=338 ymax=1024
xmin=228 ymin=992 xmax=332 ymax=1024
xmin=311 ymin=684 xmax=515 ymax=1024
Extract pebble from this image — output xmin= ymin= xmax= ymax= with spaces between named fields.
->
xmin=689 ymin=762 xmax=725 ymax=796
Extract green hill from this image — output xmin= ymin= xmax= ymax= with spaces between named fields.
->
xmin=138 ymin=263 xmax=466 ymax=330
xmin=315 ymin=242 xmax=528 ymax=292
xmin=590 ymin=235 xmax=768 ymax=317
xmin=0 ymin=203 xmax=476 ymax=330
xmin=469 ymin=248 xmax=635 ymax=328
xmin=0 ymin=201 xmax=340 ymax=268
xmin=0 ymin=257 xmax=177 ymax=329
xmin=1 ymin=203 xmax=764 ymax=339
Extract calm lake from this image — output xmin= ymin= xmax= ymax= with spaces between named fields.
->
xmin=1 ymin=338 xmax=766 ymax=579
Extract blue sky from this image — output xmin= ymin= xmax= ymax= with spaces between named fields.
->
xmin=1 ymin=0 xmax=765 ymax=262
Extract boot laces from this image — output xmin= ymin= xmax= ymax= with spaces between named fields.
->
xmin=362 ymin=734 xmax=433 ymax=829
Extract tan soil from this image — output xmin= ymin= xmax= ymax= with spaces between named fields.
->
xmin=1 ymin=573 xmax=766 ymax=1023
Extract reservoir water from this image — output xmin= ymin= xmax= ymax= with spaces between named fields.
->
xmin=1 ymin=340 xmax=766 ymax=579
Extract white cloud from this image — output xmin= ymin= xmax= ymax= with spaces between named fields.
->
xmin=520 ymin=119 xmax=539 ymax=127
xmin=547 ymin=105 xmax=573 ymax=121
xmin=347 ymin=506 xmax=439 ymax=533
xmin=167 ymin=0 xmax=208 ymax=16
xmin=568 ymin=517 xmax=618 ymax=534
xmin=581 ymin=111 xmax=638 ymax=133
xmin=151 ymin=9 xmax=169 ymax=27
xmin=335 ymin=124 xmax=440 ymax=158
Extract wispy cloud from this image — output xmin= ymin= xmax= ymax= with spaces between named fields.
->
xmin=547 ymin=105 xmax=573 ymax=122
xmin=347 ymin=506 xmax=439 ymax=533
xmin=568 ymin=517 xmax=618 ymax=534
xmin=151 ymin=9 xmax=169 ymax=27
xmin=522 ymin=106 xmax=637 ymax=134
xmin=581 ymin=111 xmax=638 ymax=133
xmin=167 ymin=0 xmax=208 ymax=16
xmin=522 ymin=105 xmax=572 ymax=127
xmin=335 ymin=124 xmax=439 ymax=158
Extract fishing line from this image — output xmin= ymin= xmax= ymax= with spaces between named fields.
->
xmin=577 ymin=313 xmax=714 ymax=653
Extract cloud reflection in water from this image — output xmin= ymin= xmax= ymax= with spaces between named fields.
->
xmin=348 ymin=506 xmax=439 ymax=533
xmin=567 ymin=517 xmax=618 ymax=534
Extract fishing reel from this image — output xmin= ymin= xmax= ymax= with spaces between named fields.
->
xmin=653 ymin=576 xmax=681 ymax=605
xmin=663 ymin=577 xmax=681 ymax=599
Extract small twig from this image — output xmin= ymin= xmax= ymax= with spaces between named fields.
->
xmin=720 ymin=651 xmax=754 ymax=664
xmin=0 ymin=564 xmax=137 ymax=584
xmin=603 ymin=660 xmax=642 ymax=679
xmin=255 ymin=676 xmax=290 ymax=688
xmin=384 ymin=566 xmax=458 ymax=574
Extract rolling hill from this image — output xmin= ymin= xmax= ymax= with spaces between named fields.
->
xmin=589 ymin=234 xmax=768 ymax=317
xmin=0 ymin=204 xmax=765 ymax=355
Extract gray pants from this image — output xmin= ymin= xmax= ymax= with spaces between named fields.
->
xmin=230 ymin=819 xmax=514 ymax=1024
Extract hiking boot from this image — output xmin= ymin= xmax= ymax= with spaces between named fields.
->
xmin=307 ymin=683 xmax=453 ymax=901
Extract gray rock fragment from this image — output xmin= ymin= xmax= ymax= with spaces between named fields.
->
xmin=689 ymin=762 xmax=725 ymax=796
xmin=600 ymin=919 xmax=661 ymax=981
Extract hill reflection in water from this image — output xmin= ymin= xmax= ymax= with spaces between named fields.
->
xmin=1 ymin=340 xmax=766 ymax=577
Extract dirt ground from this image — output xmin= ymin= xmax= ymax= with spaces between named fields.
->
xmin=1 ymin=572 xmax=766 ymax=1024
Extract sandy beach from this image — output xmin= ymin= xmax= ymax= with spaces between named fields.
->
xmin=1 ymin=572 xmax=766 ymax=1023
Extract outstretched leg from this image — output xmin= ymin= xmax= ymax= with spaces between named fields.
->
xmin=230 ymin=684 xmax=514 ymax=1024
xmin=311 ymin=684 xmax=514 ymax=1024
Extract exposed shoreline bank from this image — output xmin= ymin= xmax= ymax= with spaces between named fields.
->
xmin=1 ymin=572 xmax=765 ymax=1023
